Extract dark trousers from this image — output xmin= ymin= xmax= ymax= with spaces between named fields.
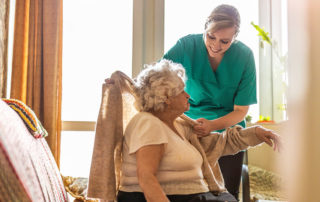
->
xmin=117 ymin=191 xmax=237 ymax=202
xmin=218 ymin=151 xmax=245 ymax=201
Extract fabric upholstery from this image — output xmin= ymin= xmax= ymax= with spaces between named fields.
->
xmin=0 ymin=99 xmax=68 ymax=201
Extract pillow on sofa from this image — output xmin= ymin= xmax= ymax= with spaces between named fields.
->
xmin=2 ymin=98 xmax=48 ymax=138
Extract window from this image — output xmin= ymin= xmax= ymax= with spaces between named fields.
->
xmin=258 ymin=0 xmax=288 ymax=122
xmin=61 ymin=0 xmax=133 ymax=177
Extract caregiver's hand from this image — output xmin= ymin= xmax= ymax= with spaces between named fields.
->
xmin=193 ymin=118 xmax=213 ymax=137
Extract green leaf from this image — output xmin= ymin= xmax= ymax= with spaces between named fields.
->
xmin=251 ymin=22 xmax=272 ymax=45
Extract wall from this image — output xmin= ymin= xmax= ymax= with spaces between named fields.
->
xmin=247 ymin=122 xmax=286 ymax=173
xmin=283 ymin=0 xmax=320 ymax=201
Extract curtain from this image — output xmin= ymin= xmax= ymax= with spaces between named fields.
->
xmin=10 ymin=0 xmax=63 ymax=168
xmin=0 ymin=0 xmax=10 ymax=98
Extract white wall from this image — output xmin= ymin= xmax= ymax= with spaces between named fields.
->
xmin=283 ymin=0 xmax=320 ymax=201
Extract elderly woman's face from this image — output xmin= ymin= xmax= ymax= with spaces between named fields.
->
xmin=204 ymin=26 xmax=236 ymax=58
xmin=167 ymin=90 xmax=190 ymax=114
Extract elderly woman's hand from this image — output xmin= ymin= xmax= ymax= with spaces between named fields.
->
xmin=255 ymin=126 xmax=282 ymax=152
xmin=104 ymin=78 xmax=115 ymax=84
xmin=193 ymin=118 xmax=213 ymax=137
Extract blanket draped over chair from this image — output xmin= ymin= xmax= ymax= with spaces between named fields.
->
xmin=87 ymin=71 xmax=261 ymax=201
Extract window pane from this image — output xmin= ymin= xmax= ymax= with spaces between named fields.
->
xmin=62 ymin=0 xmax=133 ymax=121
xmin=164 ymin=0 xmax=259 ymax=121
xmin=60 ymin=131 xmax=95 ymax=177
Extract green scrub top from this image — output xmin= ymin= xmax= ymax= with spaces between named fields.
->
xmin=163 ymin=34 xmax=257 ymax=129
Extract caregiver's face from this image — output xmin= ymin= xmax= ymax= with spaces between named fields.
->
xmin=204 ymin=26 xmax=236 ymax=58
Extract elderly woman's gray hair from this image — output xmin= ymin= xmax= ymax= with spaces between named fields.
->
xmin=134 ymin=59 xmax=186 ymax=112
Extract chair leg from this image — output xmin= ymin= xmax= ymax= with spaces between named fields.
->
xmin=242 ymin=150 xmax=250 ymax=202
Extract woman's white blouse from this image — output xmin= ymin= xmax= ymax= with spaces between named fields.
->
xmin=119 ymin=112 xmax=209 ymax=195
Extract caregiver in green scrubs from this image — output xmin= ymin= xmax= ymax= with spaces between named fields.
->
xmin=163 ymin=4 xmax=257 ymax=201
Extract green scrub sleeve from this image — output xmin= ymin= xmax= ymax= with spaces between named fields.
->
xmin=163 ymin=39 xmax=184 ymax=64
xmin=234 ymin=51 xmax=257 ymax=106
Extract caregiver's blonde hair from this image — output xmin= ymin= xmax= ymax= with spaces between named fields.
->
xmin=205 ymin=4 xmax=241 ymax=36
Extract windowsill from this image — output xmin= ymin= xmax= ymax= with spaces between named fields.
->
xmin=247 ymin=120 xmax=288 ymax=131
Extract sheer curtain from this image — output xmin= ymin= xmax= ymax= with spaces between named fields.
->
xmin=10 ymin=0 xmax=63 ymax=167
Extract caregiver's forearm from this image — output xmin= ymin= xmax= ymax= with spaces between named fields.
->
xmin=209 ymin=107 xmax=248 ymax=131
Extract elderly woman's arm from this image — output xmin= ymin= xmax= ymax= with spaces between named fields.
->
xmin=199 ymin=126 xmax=282 ymax=157
xmin=136 ymin=144 xmax=169 ymax=202
xmin=221 ymin=126 xmax=282 ymax=155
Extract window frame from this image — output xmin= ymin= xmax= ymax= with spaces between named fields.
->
xmin=259 ymin=0 xmax=288 ymax=122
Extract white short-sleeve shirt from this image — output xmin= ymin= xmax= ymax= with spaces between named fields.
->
xmin=119 ymin=112 xmax=209 ymax=195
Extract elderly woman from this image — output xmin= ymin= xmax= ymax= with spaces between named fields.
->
xmin=116 ymin=59 xmax=280 ymax=202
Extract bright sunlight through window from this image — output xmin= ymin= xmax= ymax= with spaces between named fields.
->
xmin=60 ymin=0 xmax=132 ymax=177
